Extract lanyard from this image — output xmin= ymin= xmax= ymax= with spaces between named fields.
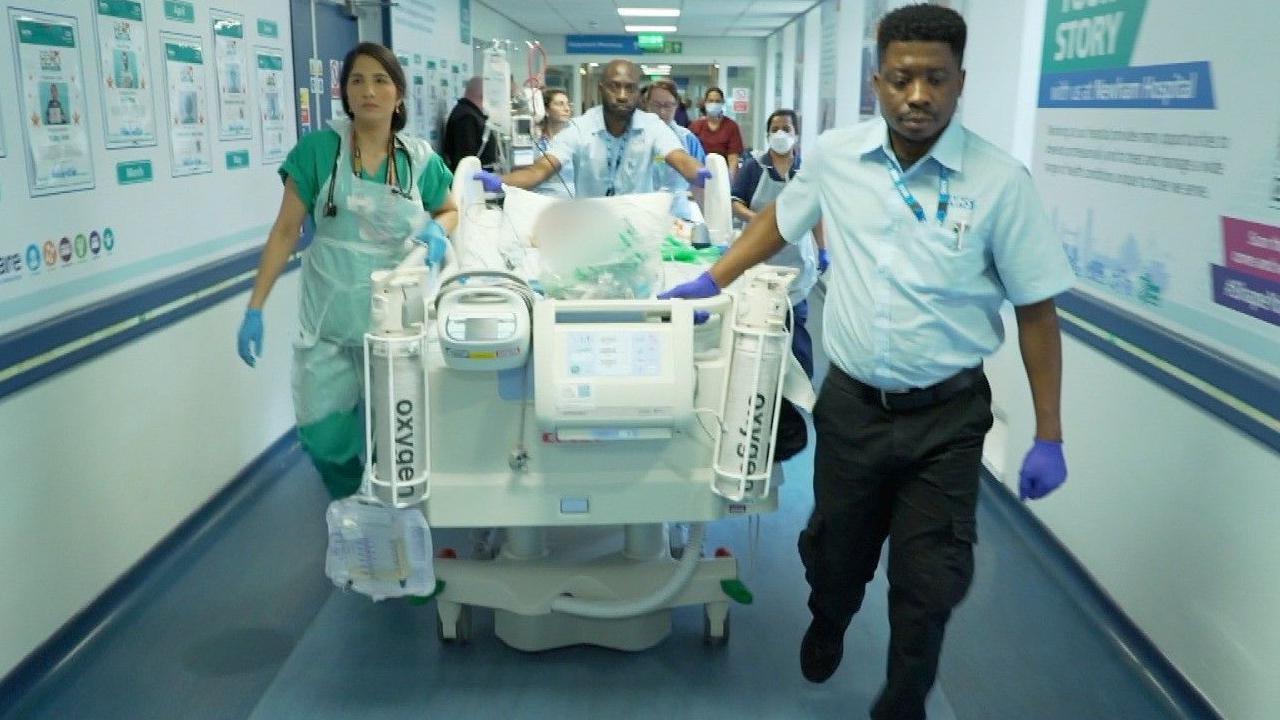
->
xmin=885 ymin=159 xmax=949 ymax=225
xmin=603 ymin=136 xmax=626 ymax=196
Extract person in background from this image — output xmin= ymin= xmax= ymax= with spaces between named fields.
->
xmin=673 ymin=97 xmax=690 ymax=127
xmin=441 ymin=76 xmax=496 ymax=170
xmin=532 ymin=86 xmax=575 ymax=198
xmin=659 ymin=6 xmax=1073 ymax=718
xmin=236 ymin=42 xmax=458 ymax=499
xmin=644 ymin=79 xmax=706 ymax=220
xmin=473 ymin=59 xmax=707 ymax=198
xmin=731 ymin=108 xmax=818 ymax=376
xmin=690 ymin=87 xmax=743 ymax=179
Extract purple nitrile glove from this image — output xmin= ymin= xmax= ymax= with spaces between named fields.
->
xmin=237 ymin=308 xmax=263 ymax=367
xmin=691 ymin=167 xmax=712 ymax=188
xmin=472 ymin=170 xmax=503 ymax=193
xmin=817 ymin=248 xmax=830 ymax=273
xmin=658 ymin=270 xmax=720 ymax=324
xmin=1019 ymin=439 xmax=1067 ymax=500
xmin=413 ymin=219 xmax=448 ymax=266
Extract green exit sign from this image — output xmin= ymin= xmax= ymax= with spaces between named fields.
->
xmin=637 ymin=33 xmax=664 ymax=49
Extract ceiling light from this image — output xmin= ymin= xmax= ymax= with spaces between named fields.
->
xmin=624 ymin=24 xmax=677 ymax=32
xmin=618 ymin=7 xmax=680 ymax=17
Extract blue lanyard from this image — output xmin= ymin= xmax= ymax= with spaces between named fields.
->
xmin=885 ymin=159 xmax=949 ymax=225
xmin=604 ymin=137 xmax=626 ymax=197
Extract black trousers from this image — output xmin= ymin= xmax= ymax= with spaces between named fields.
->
xmin=800 ymin=365 xmax=993 ymax=720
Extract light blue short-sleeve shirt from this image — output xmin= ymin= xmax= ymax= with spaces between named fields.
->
xmin=775 ymin=117 xmax=1075 ymax=390
xmin=545 ymin=106 xmax=684 ymax=198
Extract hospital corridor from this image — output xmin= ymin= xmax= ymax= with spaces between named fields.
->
xmin=1 ymin=2 xmax=1276 ymax=720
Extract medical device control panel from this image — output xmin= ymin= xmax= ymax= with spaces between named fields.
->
xmin=533 ymin=301 xmax=694 ymax=440
xmin=436 ymin=285 xmax=531 ymax=371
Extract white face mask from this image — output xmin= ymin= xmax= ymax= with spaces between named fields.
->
xmin=704 ymin=102 xmax=724 ymax=117
xmin=768 ymin=130 xmax=796 ymax=154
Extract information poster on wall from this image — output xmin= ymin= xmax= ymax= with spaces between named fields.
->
xmin=10 ymin=9 xmax=96 ymax=196
xmin=389 ymin=0 xmax=471 ymax=143
xmin=94 ymin=0 xmax=157 ymax=148
xmin=161 ymin=32 xmax=212 ymax=176
xmin=255 ymin=48 xmax=286 ymax=162
xmin=1032 ymin=0 xmax=1280 ymax=377
xmin=211 ymin=9 xmax=251 ymax=140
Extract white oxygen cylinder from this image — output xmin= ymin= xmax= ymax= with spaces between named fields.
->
xmin=368 ymin=335 xmax=428 ymax=506
xmin=365 ymin=271 xmax=430 ymax=508
xmin=713 ymin=268 xmax=796 ymax=502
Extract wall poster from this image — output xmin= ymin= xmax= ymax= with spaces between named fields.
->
xmin=255 ymin=47 xmax=286 ymax=162
xmin=93 ymin=0 xmax=157 ymax=148
xmin=9 ymin=8 xmax=96 ymax=196
xmin=210 ymin=9 xmax=251 ymax=140
xmin=161 ymin=31 xmax=212 ymax=176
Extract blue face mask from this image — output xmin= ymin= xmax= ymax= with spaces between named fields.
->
xmin=704 ymin=102 xmax=724 ymax=117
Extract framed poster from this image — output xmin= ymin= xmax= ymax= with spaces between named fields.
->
xmin=210 ymin=9 xmax=251 ymax=140
xmin=93 ymin=0 xmax=157 ymax=148
xmin=9 ymin=8 xmax=96 ymax=196
xmin=255 ymin=47 xmax=286 ymax=162
xmin=160 ymin=31 xmax=212 ymax=176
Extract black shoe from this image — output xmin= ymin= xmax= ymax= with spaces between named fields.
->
xmin=800 ymin=617 xmax=844 ymax=683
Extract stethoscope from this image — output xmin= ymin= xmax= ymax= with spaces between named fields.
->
xmin=323 ymin=133 xmax=414 ymax=218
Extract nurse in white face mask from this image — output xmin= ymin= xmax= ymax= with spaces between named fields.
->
xmin=729 ymin=109 xmax=821 ymax=378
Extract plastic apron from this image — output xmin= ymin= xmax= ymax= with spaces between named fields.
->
xmin=746 ymin=150 xmax=817 ymax=305
xmin=292 ymin=118 xmax=432 ymax=497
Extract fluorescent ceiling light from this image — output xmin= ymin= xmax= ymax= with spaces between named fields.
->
xmin=625 ymin=24 xmax=677 ymax=32
xmin=618 ymin=7 xmax=680 ymax=17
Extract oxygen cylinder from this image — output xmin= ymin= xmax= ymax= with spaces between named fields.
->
xmin=712 ymin=268 xmax=795 ymax=502
xmin=368 ymin=333 xmax=429 ymax=507
xmin=714 ymin=333 xmax=786 ymax=499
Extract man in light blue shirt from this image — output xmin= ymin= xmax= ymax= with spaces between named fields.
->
xmin=660 ymin=6 xmax=1074 ymax=718
xmin=474 ymin=59 xmax=707 ymax=197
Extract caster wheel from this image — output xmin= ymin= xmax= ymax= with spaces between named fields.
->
xmin=437 ymin=604 xmax=472 ymax=644
xmin=703 ymin=608 xmax=729 ymax=647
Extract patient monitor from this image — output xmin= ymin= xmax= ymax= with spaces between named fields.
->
xmin=534 ymin=301 xmax=694 ymax=441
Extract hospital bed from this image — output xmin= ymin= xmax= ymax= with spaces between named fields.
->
xmin=357 ymin=154 xmax=813 ymax=651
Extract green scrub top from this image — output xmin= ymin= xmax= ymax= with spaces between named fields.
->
xmin=278 ymin=128 xmax=454 ymax=218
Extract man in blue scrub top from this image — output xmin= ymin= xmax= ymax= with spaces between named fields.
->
xmin=473 ymin=59 xmax=708 ymax=197
xmin=660 ymin=6 xmax=1074 ymax=718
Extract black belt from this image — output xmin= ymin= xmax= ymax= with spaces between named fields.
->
xmin=835 ymin=364 xmax=984 ymax=412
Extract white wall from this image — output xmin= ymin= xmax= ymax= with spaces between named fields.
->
xmin=962 ymin=3 xmax=1279 ymax=717
xmin=780 ymin=22 xmax=798 ymax=111
xmin=799 ymin=6 xmax=822 ymax=153
xmin=0 ymin=0 xmax=300 ymax=677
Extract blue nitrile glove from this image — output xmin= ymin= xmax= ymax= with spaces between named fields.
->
xmin=472 ymin=170 xmax=503 ymax=193
xmin=657 ymin=270 xmax=720 ymax=300
xmin=1018 ymin=439 xmax=1067 ymax=500
xmin=237 ymin=308 xmax=263 ymax=367
xmin=657 ymin=270 xmax=720 ymax=324
xmin=691 ymin=167 xmax=712 ymax=188
xmin=413 ymin=219 xmax=448 ymax=266
xmin=818 ymin=248 xmax=830 ymax=273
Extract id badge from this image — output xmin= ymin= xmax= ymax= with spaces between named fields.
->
xmin=948 ymin=197 xmax=977 ymax=250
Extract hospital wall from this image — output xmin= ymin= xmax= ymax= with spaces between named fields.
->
xmin=0 ymin=0 xmax=301 ymax=679
xmin=786 ymin=1 xmax=1279 ymax=717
